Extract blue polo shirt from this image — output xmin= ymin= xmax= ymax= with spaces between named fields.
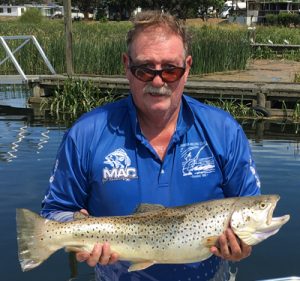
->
xmin=41 ymin=94 xmax=260 ymax=281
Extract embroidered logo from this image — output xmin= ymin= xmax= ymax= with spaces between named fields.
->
xmin=102 ymin=148 xmax=137 ymax=182
xmin=181 ymin=142 xmax=215 ymax=177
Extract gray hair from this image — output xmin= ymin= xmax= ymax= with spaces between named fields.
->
xmin=126 ymin=10 xmax=190 ymax=57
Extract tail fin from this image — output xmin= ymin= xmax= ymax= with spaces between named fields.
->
xmin=16 ymin=208 xmax=60 ymax=272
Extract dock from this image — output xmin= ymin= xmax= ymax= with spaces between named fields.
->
xmin=2 ymin=55 xmax=300 ymax=119
xmin=1 ymin=73 xmax=300 ymax=117
xmin=25 ymin=74 xmax=300 ymax=117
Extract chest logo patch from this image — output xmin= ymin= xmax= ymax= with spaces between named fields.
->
xmin=102 ymin=148 xmax=137 ymax=182
xmin=180 ymin=142 xmax=215 ymax=177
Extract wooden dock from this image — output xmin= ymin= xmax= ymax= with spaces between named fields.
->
xmin=1 ymin=74 xmax=300 ymax=117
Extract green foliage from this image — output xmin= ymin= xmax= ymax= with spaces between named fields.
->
xmin=0 ymin=21 xmax=251 ymax=76
xmin=293 ymin=102 xmax=300 ymax=121
xmin=252 ymin=26 xmax=300 ymax=60
xmin=41 ymin=78 xmax=124 ymax=121
xmin=265 ymin=13 xmax=300 ymax=27
xmin=265 ymin=14 xmax=278 ymax=26
xmin=205 ymin=98 xmax=259 ymax=118
xmin=189 ymin=25 xmax=251 ymax=74
xmin=19 ymin=8 xmax=43 ymax=24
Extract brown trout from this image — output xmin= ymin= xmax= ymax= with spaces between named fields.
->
xmin=16 ymin=195 xmax=289 ymax=272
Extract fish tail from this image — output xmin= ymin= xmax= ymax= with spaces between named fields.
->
xmin=16 ymin=208 xmax=60 ymax=272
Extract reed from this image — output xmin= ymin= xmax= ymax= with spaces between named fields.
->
xmin=252 ymin=26 xmax=300 ymax=60
xmin=293 ymin=102 xmax=300 ymax=121
xmin=205 ymin=98 xmax=259 ymax=118
xmin=0 ymin=20 xmax=251 ymax=75
xmin=41 ymin=78 xmax=124 ymax=122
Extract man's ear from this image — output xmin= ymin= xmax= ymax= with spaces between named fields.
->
xmin=184 ymin=55 xmax=193 ymax=82
xmin=186 ymin=55 xmax=193 ymax=69
xmin=122 ymin=53 xmax=130 ymax=78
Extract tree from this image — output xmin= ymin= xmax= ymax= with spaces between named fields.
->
xmin=107 ymin=0 xmax=139 ymax=20
xmin=72 ymin=0 xmax=97 ymax=19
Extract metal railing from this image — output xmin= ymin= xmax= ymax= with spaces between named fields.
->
xmin=0 ymin=35 xmax=56 ymax=83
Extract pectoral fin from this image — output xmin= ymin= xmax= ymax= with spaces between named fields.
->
xmin=65 ymin=246 xmax=86 ymax=253
xmin=203 ymin=236 xmax=219 ymax=248
xmin=128 ymin=261 xmax=155 ymax=272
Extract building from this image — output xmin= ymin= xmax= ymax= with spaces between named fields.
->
xmin=0 ymin=5 xmax=26 ymax=17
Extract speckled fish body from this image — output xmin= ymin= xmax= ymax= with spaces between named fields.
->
xmin=16 ymin=195 xmax=289 ymax=272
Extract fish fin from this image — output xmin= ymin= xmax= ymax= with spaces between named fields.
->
xmin=16 ymin=209 xmax=61 ymax=272
xmin=65 ymin=246 xmax=86 ymax=253
xmin=128 ymin=261 xmax=155 ymax=272
xmin=73 ymin=212 xmax=89 ymax=220
xmin=203 ymin=236 xmax=219 ymax=248
xmin=134 ymin=203 xmax=165 ymax=214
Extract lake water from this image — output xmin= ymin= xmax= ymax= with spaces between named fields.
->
xmin=0 ymin=89 xmax=299 ymax=281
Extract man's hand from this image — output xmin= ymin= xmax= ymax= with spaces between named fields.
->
xmin=210 ymin=229 xmax=252 ymax=261
xmin=75 ymin=209 xmax=119 ymax=267
xmin=76 ymin=242 xmax=119 ymax=267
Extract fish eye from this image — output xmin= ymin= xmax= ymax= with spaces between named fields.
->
xmin=259 ymin=202 xmax=267 ymax=209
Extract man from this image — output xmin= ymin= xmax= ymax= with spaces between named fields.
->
xmin=41 ymin=10 xmax=261 ymax=281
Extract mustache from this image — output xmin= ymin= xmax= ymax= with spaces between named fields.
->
xmin=143 ymin=84 xmax=172 ymax=96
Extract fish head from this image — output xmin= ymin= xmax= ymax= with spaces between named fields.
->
xmin=230 ymin=195 xmax=290 ymax=245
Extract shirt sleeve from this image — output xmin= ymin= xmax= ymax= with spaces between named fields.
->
xmin=221 ymin=122 xmax=261 ymax=197
xmin=40 ymin=131 xmax=89 ymax=219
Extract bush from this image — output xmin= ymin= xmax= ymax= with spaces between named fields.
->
xmin=19 ymin=8 xmax=43 ymax=24
xmin=278 ymin=13 xmax=292 ymax=27
xmin=265 ymin=14 xmax=278 ymax=26
xmin=266 ymin=13 xmax=300 ymax=27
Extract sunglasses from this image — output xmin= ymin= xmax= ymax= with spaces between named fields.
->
xmin=129 ymin=64 xmax=186 ymax=83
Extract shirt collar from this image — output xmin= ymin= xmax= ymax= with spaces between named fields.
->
xmin=127 ymin=94 xmax=194 ymax=143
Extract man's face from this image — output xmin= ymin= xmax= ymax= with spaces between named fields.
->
xmin=123 ymin=27 xmax=192 ymax=119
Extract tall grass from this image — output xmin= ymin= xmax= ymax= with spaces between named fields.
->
xmin=1 ymin=20 xmax=300 ymax=75
xmin=0 ymin=20 xmax=251 ymax=76
xmin=189 ymin=25 xmax=250 ymax=74
xmin=252 ymin=26 xmax=300 ymax=60
xmin=41 ymin=78 xmax=124 ymax=123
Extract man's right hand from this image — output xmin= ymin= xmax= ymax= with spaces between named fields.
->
xmin=75 ymin=209 xmax=119 ymax=267
xmin=76 ymin=242 xmax=119 ymax=267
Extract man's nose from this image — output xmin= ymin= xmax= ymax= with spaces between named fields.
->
xmin=151 ymin=73 xmax=165 ymax=87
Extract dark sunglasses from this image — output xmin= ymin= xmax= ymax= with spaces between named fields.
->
xmin=129 ymin=65 xmax=186 ymax=83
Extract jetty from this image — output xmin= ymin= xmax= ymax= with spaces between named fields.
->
xmin=1 ymin=73 xmax=300 ymax=118
xmin=1 ymin=55 xmax=300 ymax=118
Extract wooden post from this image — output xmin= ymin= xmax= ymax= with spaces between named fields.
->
xmin=64 ymin=0 xmax=74 ymax=75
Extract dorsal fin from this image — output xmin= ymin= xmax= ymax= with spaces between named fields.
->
xmin=134 ymin=203 xmax=165 ymax=214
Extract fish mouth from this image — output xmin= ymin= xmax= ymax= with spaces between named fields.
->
xmin=257 ymin=196 xmax=290 ymax=236
xmin=256 ymin=215 xmax=290 ymax=240
xmin=266 ymin=195 xmax=289 ymax=227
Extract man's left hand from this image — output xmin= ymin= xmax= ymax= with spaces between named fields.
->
xmin=210 ymin=228 xmax=252 ymax=261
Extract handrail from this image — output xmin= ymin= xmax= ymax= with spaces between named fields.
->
xmin=0 ymin=35 xmax=56 ymax=83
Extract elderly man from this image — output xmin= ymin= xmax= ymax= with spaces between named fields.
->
xmin=41 ymin=10 xmax=260 ymax=281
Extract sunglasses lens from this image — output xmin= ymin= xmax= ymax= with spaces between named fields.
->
xmin=162 ymin=68 xmax=185 ymax=82
xmin=130 ymin=66 xmax=185 ymax=82
xmin=133 ymin=68 xmax=155 ymax=82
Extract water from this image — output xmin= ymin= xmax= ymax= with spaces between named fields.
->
xmin=0 ymin=90 xmax=299 ymax=281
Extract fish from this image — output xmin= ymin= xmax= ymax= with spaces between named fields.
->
xmin=16 ymin=194 xmax=290 ymax=272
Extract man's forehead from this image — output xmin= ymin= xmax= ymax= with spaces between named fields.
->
xmin=130 ymin=29 xmax=185 ymax=61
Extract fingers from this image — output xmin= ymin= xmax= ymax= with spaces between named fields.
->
xmin=79 ymin=209 xmax=89 ymax=216
xmin=210 ymin=229 xmax=252 ymax=261
xmin=76 ymin=242 xmax=119 ymax=267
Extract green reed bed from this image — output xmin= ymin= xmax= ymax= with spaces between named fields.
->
xmin=1 ymin=20 xmax=300 ymax=75
xmin=41 ymin=78 xmax=124 ymax=123
xmin=0 ymin=20 xmax=251 ymax=75
xmin=189 ymin=25 xmax=251 ymax=74
xmin=252 ymin=26 xmax=300 ymax=60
